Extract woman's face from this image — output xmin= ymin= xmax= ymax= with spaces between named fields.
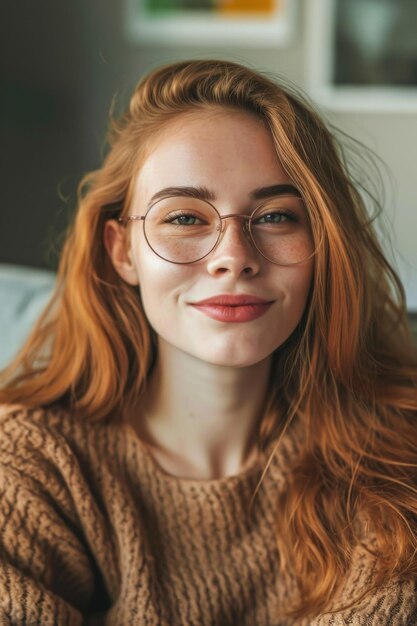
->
xmin=110 ymin=108 xmax=314 ymax=367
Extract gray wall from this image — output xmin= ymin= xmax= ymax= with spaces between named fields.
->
xmin=1 ymin=0 xmax=416 ymax=307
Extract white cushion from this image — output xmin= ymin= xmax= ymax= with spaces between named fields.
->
xmin=0 ymin=264 xmax=55 ymax=370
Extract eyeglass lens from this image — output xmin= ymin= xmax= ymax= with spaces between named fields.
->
xmin=143 ymin=196 xmax=314 ymax=265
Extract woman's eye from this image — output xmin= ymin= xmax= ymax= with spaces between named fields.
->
xmin=256 ymin=212 xmax=293 ymax=224
xmin=174 ymin=214 xmax=197 ymax=226
xmin=166 ymin=213 xmax=203 ymax=226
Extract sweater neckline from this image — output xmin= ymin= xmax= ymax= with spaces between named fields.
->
xmin=120 ymin=419 xmax=265 ymax=488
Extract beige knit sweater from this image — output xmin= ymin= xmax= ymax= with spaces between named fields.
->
xmin=0 ymin=404 xmax=415 ymax=626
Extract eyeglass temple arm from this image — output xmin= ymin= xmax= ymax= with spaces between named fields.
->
xmin=118 ymin=216 xmax=145 ymax=223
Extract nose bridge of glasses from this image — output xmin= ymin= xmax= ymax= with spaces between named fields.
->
xmin=214 ymin=213 xmax=254 ymax=256
xmin=218 ymin=213 xmax=251 ymax=234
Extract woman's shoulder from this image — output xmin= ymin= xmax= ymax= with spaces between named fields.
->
xmin=0 ymin=404 xmax=79 ymax=485
xmin=0 ymin=402 xmax=115 ymax=483
xmin=0 ymin=402 xmax=127 ymax=534
xmin=0 ymin=401 xmax=114 ymax=441
xmin=0 ymin=402 xmax=134 ymax=492
xmin=0 ymin=402 xmax=68 ymax=454
xmin=0 ymin=402 xmax=85 ymax=457
xmin=0 ymin=404 xmax=115 ymax=620
xmin=0 ymin=401 xmax=71 ymax=427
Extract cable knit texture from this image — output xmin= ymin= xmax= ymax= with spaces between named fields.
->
xmin=0 ymin=404 xmax=415 ymax=625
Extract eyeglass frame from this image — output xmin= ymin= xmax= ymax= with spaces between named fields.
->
xmin=117 ymin=193 xmax=315 ymax=266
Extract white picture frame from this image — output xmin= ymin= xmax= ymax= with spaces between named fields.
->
xmin=306 ymin=0 xmax=417 ymax=112
xmin=124 ymin=0 xmax=298 ymax=47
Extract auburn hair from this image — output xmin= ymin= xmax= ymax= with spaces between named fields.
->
xmin=1 ymin=60 xmax=417 ymax=619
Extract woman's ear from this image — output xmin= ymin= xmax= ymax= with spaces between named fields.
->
xmin=103 ymin=219 xmax=139 ymax=286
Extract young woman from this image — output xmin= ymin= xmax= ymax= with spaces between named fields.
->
xmin=0 ymin=59 xmax=416 ymax=625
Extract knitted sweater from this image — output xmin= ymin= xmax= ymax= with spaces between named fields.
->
xmin=0 ymin=404 xmax=415 ymax=626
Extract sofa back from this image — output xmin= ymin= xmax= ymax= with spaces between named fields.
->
xmin=0 ymin=264 xmax=55 ymax=370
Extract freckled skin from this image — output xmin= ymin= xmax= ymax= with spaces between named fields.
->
xmin=128 ymin=109 xmax=314 ymax=368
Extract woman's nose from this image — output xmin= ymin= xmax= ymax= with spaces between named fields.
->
xmin=205 ymin=216 xmax=261 ymax=277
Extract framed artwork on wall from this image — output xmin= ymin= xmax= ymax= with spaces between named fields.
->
xmin=124 ymin=0 xmax=298 ymax=47
xmin=307 ymin=0 xmax=417 ymax=111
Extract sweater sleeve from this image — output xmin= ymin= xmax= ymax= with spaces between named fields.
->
xmin=0 ymin=408 xmax=101 ymax=625
xmin=308 ymin=577 xmax=417 ymax=626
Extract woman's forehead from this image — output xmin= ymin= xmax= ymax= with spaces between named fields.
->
xmin=132 ymin=109 xmax=287 ymax=206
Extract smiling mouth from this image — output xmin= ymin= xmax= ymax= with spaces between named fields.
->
xmin=190 ymin=301 xmax=273 ymax=323
xmin=191 ymin=294 xmax=273 ymax=306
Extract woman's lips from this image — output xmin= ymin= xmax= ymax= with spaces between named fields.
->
xmin=190 ymin=302 xmax=273 ymax=323
xmin=192 ymin=294 xmax=270 ymax=306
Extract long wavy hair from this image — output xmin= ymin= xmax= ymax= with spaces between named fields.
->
xmin=1 ymin=60 xmax=417 ymax=619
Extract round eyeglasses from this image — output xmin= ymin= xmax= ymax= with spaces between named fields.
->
xmin=118 ymin=194 xmax=315 ymax=266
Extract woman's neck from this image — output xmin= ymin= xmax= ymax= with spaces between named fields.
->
xmin=128 ymin=337 xmax=273 ymax=480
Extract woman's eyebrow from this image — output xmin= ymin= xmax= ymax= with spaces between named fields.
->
xmin=148 ymin=186 xmax=215 ymax=205
xmin=148 ymin=183 xmax=301 ymax=206
xmin=251 ymin=183 xmax=301 ymax=199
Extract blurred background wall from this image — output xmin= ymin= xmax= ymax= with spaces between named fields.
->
xmin=1 ymin=0 xmax=416 ymax=308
